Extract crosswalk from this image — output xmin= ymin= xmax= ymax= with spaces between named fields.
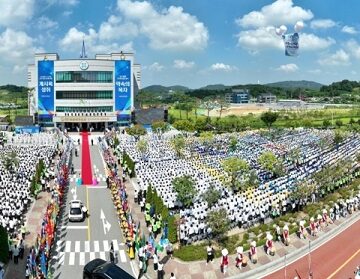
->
xmin=54 ymin=240 xmax=128 ymax=266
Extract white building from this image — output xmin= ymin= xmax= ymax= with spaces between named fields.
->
xmin=28 ymin=50 xmax=141 ymax=131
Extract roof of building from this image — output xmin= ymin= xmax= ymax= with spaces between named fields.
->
xmin=14 ymin=116 xmax=33 ymax=126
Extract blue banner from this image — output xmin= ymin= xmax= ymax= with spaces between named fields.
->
xmin=15 ymin=126 xmax=40 ymax=134
xmin=114 ymin=60 xmax=131 ymax=121
xmin=283 ymin=33 xmax=299 ymax=57
xmin=38 ymin=60 xmax=54 ymax=117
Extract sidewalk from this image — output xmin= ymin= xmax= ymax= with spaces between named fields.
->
xmin=125 ymin=175 xmax=360 ymax=279
xmin=4 ymin=191 xmax=51 ymax=279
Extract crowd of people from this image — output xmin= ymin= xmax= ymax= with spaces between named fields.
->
xmin=117 ymin=129 xmax=360 ymax=244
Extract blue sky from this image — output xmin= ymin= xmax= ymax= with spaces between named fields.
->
xmin=1 ymin=0 xmax=360 ymax=88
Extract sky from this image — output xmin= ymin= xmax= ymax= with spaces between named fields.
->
xmin=1 ymin=0 xmax=360 ymax=88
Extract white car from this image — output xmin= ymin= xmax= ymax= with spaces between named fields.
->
xmin=69 ymin=200 xmax=85 ymax=222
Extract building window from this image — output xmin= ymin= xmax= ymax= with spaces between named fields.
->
xmin=55 ymin=71 xmax=113 ymax=83
xmin=56 ymin=106 xmax=113 ymax=112
xmin=56 ymin=91 xmax=113 ymax=99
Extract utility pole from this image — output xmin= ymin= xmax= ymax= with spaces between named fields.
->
xmin=308 ymin=240 xmax=313 ymax=279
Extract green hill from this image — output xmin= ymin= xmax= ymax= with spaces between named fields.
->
xmin=266 ymin=80 xmax=324 ymax=90
xmin=142 ymin=85 xmax=189 ymax=94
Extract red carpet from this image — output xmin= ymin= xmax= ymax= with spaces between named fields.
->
xmin=81 ymin=132 xmax=93 ymax=185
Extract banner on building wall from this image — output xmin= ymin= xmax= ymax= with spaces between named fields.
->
xmin=114 ymin=60 xmax=131 ymax=121
xmin=283 ymin=33 xmax=299 ymax=57
xmin=38 ymin=60 xmax=55 ymax=118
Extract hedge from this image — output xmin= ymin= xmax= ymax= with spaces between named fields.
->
xmin=30 ymin=159 xmax=45 ymax=197
xmin=0 ymin=226 xmax=9 ymax=264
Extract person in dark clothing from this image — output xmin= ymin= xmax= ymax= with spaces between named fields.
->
xmin=91 ymin=139 xmax=93 ymax=146
xmin=106 ymin=176 xmax=110 ymax=188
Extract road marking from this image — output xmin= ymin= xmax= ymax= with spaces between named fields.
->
xmin=94 ymin=241 xmax=100 ymax=252
xmin=86 ymin=186 xmax=91 ymax=241
xmin=56 ymin=240 xmax=62 ymax=252
xmin=113 ymin=239 xmax=119 ymax=251
xmin=99 ymin=251 xmax=106 ymax=261
xmin=84 ymin=241 xmax=90 ymax=252
xmin=119 ymin=250 xmax=127 ymax=263
xmin=89 ymin=252 xmax=95 ymax=261
xmin=79 ymin=252 xmax=85 ymax=266
xmin=100 ymin=209 xmax=111 ymax=235
xmin=66 ymin=225 xmax=88 ymax=230
xmin=65 ymin=241 xmax=71 ymax=252
xmin=86 ymin=185 xmax=107 ymax=189
xmin=59 ymin=252 xmax=65 ymax=265
xmin=327 ymin=247 xmax=360 ymax=279
xmin=68 ymin=252 xmax=75 ymax=265
xmin=103 ymin=240 xmax=109 ymax=252
xmin=75 ymin=241 xmax=80 ymax=253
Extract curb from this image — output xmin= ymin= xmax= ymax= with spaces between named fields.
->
xmin=227 ymin=210 xmax=360 ymax=279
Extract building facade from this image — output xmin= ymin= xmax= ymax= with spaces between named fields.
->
xmin=28 ymin=51 xmax=141 ymax=131
xmin=257 ymin=93 xmax=277 ymax=103
xmin=225 ymin=89 xmax=250 ymax=104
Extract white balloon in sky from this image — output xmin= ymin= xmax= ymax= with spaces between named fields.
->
xmin=294 ymin=21 xmax=304 ymax=32
xmin=280 ymin=25 xmax=287 ymax=34
xmin=275 ymin=28 xmax=282 ymax=36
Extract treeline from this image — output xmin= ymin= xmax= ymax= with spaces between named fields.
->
xmin=320 ymin=79 xmax=360 ymax=95
xmin=0 ymin=84 xmax=28 ymax=93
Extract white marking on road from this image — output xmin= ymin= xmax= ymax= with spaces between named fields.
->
xmin=75 ymin=241 xmax=80 ymax=253
xmin=100 ymin=209 xmax=111 ymax=235
xmin=66 ymin=225 xmax=88 ymax=230
xmin=65 ymin=241 xmax=72 ymax=252
xmin=79 ymin=252 xmax=85 ymax=266
xmin=119 ymin=250 xmax=127 ymax=263
xmin=68 ymin=252 xmax=75 ymax=266
xmin=89 ymin=252 xmax=96 ymax=261
xmin=94 ymin=241 xmax=100 ymax=252
xmin=99 ymin=251 xmax=106 ymax=261
xmin=113 ymin=239 xmax=119 ymax=251
xmin=103 ymin=240 xmax=109 ymax=252
xmin=58 ymin=252 xmax=65 ymax=265
xmin=87 ymin=185 xmax=107 ymax=189
xmin=84 ymin=241 xmax=90 ymax=252
xmin=56 ymin=240 xmax=62 ymax=252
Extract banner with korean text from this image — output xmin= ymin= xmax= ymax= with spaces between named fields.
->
xmin=38 ymin=60 xmax=55 ymax=118
xmin=114 ymin=60 xmax=131 ymax=121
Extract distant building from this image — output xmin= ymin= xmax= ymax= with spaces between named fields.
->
xmin=257 ymin=93 xmax=277 ymax=103
xmin=225 ymin=89 xmax=250 ymax=104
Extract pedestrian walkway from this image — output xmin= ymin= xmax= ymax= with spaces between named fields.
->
xmin=124 ymin=173 xmax=360 ymax=279
xmin=4 ymin=191 xmax=51 ymax=279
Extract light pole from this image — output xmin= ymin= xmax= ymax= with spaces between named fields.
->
xmin=308 ymin=240 xmax=313 ymax=279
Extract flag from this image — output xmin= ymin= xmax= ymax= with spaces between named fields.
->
xmin=40 ymin=251 xmax=47 ymax=277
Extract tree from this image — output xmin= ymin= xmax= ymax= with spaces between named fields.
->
xmin=333 ymin=130 xmax=345 ymax=147
xmin=349 ymin=118 xmax=356 ymax=126
xmin=222 ymin=157 xmax=249 ymax=192
xmin=206 ymin=208 xmax=230 ymax=240
xmin=335 ymin=119 xmax=343 ymax=128
xmin=182 ymin=101 xmax=195 ymax=120
xmin=199 ymin=131 xmax=214 ymax=146
xmin=215 ymin=95 xmax=230 ymax=118
xmin=201 ymin=187 xmax=221 ymax=208
xmin=170 ymin=135 xmax=185 ymax=157
xmin=200 ymin=98 xmax=217 ymax=118
xmin=151 ymin=120 xmax=168 ymax=133
xmin=126 ymin=124 xmax=147 ymax=137
xmin=258 ymin=151 xmax=284 ymax=177
xmin=2 ymin=151 xmax=19 ymax=172
xmin=323 ymin=119 xmax=331 ymax=128
xmin=172 ymin=175 xmax=196 ymax=207
xmin=0 ymin=226 xmax=8 ymax=264
xmin=136 ymin=139 xmax=148 ymax=159
xmin=228 ymin=136 xmax=238 ymax=152
xmin=260 ymin=111 xmax=278 ymax=130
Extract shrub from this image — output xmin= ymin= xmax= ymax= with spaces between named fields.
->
xmin=168 ymin=215 xmax=177 ymax=243
xmin=0 ymin=226 xmax=9 ymax=264
xmin=174 ymin=244 xmax=211 ymax=261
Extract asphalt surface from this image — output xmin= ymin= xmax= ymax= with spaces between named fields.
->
xmin=264 ymin=219 xmax=360 ymax=279
xmin=50 ymin=136 xmax=135 ymax=279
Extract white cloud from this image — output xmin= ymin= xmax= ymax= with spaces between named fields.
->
xmin=345 ymin=39 xmax=360 ymax=59
xmin=308 ymin=69 xmax=321 ymax=74
xmin=63 ymin=10 xmax=73 ymax=17
xmin=310 ymin=19 xmax=336 ymax=29
xmin=173 ymin=59 xmax=195 ymax=69
xmin=318 ymin=49 xmax=350 ymax=66
xmin=237 ymin=27 xmax=334 ymax=52
xmin=236 ymin=0 xmax=313 ymax=28
xmin=117 ymin=0 xmax=209 ymax=51
xmin=0 ymin=0 xmax=35 ymax=27
xmin=12 ymin=65 xmax=27 ymax=74
xmin=37 ymin=16 xmax=58 ymax=30
xmin=98 ymin=15 xmax=138 ymax=41
xmin=276 ymin=63 xmax=298 ymax=72
xmin=210 ymin=63 xmax=237 ymax=72
xmin=59 ymin=27 xmax=134 ymax=54
xmin=341 ymin=25 xmax=358 ymax=34
xmin=147 ymin=62 xmax=164 ymax=72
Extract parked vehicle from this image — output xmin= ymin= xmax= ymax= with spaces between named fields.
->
xmin=83 ymin=259 xmax=135 ymax=279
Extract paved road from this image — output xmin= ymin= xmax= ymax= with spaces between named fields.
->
xmin=51 ymin=136 xmax=135 ymax=279
xmin=264 ymin=219 xmax=360 ymax=279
